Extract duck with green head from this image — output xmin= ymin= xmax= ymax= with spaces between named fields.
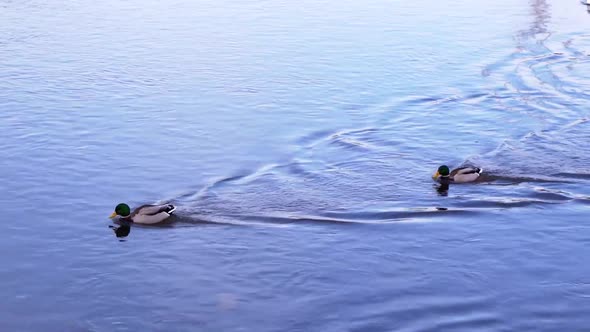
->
xmin=432 ymin=165 xmax=482 ymax=184
xmin=109 ymin=203 xmax=176 ymax=224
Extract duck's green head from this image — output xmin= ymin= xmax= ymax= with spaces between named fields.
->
xmin=109 ymin=203 xmax=131 ymax=218
xmin=433 ymin=165 xmax=450 ymax=178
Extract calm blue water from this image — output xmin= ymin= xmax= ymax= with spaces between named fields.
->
xmin=1 ymin=0 xmax=590 ymax=330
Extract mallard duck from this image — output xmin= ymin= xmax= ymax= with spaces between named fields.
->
xmin=432 ymin=165 xmax=482 ymax=184
xmin=109 ymin=203 xmax=176 ymax=224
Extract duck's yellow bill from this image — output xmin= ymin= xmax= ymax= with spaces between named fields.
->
xmin=109 ymin=212 xmax=117 ymax=219
xmin=432 ymin=171 xmax=440 ymax=179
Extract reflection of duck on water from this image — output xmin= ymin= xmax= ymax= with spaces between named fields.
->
xmin=436 ymin=182 xmax=450 ymax=196
xmin=109 ymin=203 xmax=176 ymax=224
xmin=432 ymin=165 xmax=482 ymax=184
xmin=109 ymin=224 xmax=131 ymax=239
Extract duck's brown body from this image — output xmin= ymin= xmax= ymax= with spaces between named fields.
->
xmin=121 ymin=204 xmax=176 ymax=224
xmin=433 ymin=167 xmax=482 ymax=184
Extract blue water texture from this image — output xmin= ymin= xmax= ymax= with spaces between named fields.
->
xmin=1 ymin=0 xmax=590 ymax=331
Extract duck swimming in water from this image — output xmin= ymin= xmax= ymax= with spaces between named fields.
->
xmin=109 ymin=203 xmax=176 ymax=224
xmin=432 ymin=165 xmax=482 ymax=184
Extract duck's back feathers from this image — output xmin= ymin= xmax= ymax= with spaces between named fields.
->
xmin=134 ymin=204 xmax=176 ymax=216
xmin=450 ymin=167 xmax=482 ymax=183
xmin=128 ymin=204 xmax=176 ymax=224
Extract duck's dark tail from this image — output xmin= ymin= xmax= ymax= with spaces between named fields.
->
xmin=164 ymin=204 xmax=176 ymax=214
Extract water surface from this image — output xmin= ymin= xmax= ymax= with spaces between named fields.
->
xmin=1 ymin=0 xmax=590 ymax=331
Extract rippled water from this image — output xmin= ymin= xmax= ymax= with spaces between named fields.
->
xmin=1 ymin=0 xmax=590 ymax=331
